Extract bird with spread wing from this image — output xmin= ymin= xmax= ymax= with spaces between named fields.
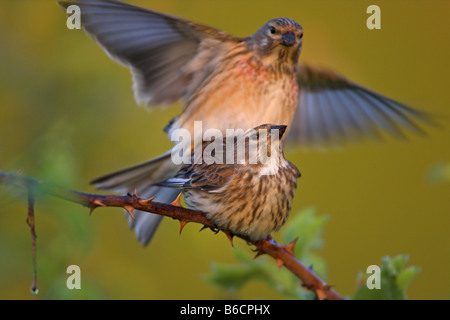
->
xmin=59 ymin=0 xmax=433 ymax=245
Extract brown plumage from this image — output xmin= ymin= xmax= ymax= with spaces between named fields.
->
xmin=157 ymin=124 xmax=301 ymax=241
xmin=59 ymin=0 xmax=433 ymax=245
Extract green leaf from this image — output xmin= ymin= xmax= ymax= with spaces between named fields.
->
xmin=397 ymin=266 xmax=421 ymax=291
xmin=204 ymin=262 xmax=261 ymax=291
xmin=385 ymin=254 xmax=409 ymax=275
xmin=353 ymin=254 xmax=420 ymax=300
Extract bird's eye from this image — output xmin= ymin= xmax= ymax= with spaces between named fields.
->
xmin=269 ymin=26 xmax=276 ymax=34
xmin=299 ymin=33 xmax=303 ymax=39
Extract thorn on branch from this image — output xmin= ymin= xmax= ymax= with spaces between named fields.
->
xmin=179 ymin=220 xmax=188 ymax=234
xmin=253 ymin=250 xmax=265 ymax=260
xmin=123 ymin=205 xmax=135 ymax=220
xmin=222 ymin=230 xmax=234 ymax=247
xmin=88 ymin=199 xmax=106 ymax=215
xmin=88 ymin=206 xmax=96 ymax=216
xmin=252 ymin=238 xmax=268 ymax=259
xmin=138 ymin=196 xmax=155 ymax=206
xmin=316 ymin=285 xmax=335 ymax=301
xmin=171 ymin=192 xmax=183 ymax=207
xmin=93 ymin=199 xmax=106 ymax=207
xmin=276 ymin=258 xmax=284 ymax=269
xmin=283 ymin=237 xmax=298 ymax=256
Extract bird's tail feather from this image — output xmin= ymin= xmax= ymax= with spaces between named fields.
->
xmin=90 ymin=150 xmax=182 ymax=246
xmin=90 ymin=150 xmax=180 ymax=193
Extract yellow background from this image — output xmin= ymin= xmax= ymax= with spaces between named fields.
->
xmin=0 ymin=0 xmax=448 ymax=299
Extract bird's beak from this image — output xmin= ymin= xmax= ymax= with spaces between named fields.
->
xmin=271 ymin=125 xmax=287 ymax=138
xmin=281 ymin=31 xmax=295 ymax=47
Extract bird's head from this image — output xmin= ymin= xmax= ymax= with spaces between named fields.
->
xmin=249 ymin=18 xmax=303 ymax=72
xmin=239 ymin=124 xmax=288 ymax=175
xmin=234 ymin=124 xmax=286 ymax=167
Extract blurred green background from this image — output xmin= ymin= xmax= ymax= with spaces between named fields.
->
xmin=0 ymin=0 xmax=449 ymax=299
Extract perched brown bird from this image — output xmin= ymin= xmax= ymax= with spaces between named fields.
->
xmin=157 ymin=124 xmax=301 ymax=241
xmin=59 ymin=0 xmax=432 ymax=245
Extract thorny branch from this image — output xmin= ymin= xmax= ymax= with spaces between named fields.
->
xmin=0 ymin=170 xmax=343 ymax=300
